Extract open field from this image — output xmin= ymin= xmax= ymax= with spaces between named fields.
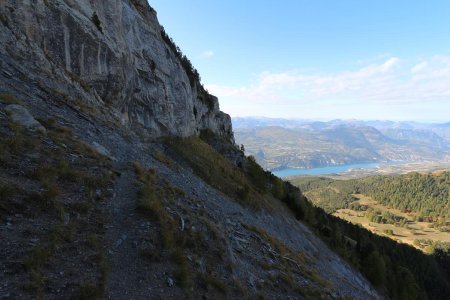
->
xmin=334 ymin=194 xmax=450 ymax=252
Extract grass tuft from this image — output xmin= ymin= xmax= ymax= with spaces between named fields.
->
xmin=24 ymin=245 xmax=51 ymax=271
xmin=64 ymin=70 xmax=91 ymax=92
xmin=172 ymin=249 xmax=193 ymax=298
xmin=153 ymin=150 xmax=175 ymax=167
xmin=199 ymin=272 xmax=228 ymax=294
xmin=234 ymin=279 xmax=249 ymax=297
xmin=0 ymin=93 xmax=21 ymax=104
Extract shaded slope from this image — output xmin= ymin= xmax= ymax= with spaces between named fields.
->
xmin=0 ymin=96 xmax=381 ymax=299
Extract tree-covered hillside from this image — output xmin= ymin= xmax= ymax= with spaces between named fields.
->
xmin=288 ymin=171 xmax=450 ymax=299
xmin=360 ymin=172 xmax=449 ymax=220
xmin=292 ymin=171 xmax=450 ymax=221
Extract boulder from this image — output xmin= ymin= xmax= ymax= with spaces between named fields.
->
xmin=4 ymin=104 xmax=46 ymax=133
xmin=92 ymin=141 xmax=116 ymax=160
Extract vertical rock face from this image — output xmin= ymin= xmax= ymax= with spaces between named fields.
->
xmin=0 ymin=0 xmax=233 ymax=140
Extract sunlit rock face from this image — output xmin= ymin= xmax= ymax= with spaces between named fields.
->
xmin=0 ymin=0 xmax=233 ymax=140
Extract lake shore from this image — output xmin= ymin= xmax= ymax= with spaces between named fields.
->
xmin=275 ymin=161 xmax=450 ymax=179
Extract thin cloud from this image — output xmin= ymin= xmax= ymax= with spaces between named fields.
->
xmin=411 ymin=62 xmax=428 ymax=73
xmin=207 ymin=55 xmax=450 ymax=106
xmin=207 ymin=55 xmax=450 ymax=121
xmin=202 ymin=50 xmax=214 ymax=58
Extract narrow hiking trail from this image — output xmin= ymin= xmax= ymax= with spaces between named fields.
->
xmin=105 ymin=165 xmax=140 ymax=299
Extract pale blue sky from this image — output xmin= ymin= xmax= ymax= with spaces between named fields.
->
xmin=150 ymin=1 xmax=450 ymax=122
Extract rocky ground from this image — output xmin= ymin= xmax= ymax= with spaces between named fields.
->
xmin=0 ymin=91 xmax=382 ymax=299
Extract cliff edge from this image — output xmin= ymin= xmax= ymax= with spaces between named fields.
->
xmin=0 ymin=0 xmax=233 ymax=139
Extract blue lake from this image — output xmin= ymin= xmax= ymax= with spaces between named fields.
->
xmin=272 ymin=162 xmax=380 ymax=178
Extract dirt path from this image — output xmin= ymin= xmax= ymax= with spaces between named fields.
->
xmin=105 ymin=164 xmax=141 ymax=299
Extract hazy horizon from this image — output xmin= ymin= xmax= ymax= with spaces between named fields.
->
xmin=231 ymin=116 xmax=449 ymax=124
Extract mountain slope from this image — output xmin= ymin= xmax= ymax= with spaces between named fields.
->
xmin=0 ymin=107 xmax=382 ymax=299
xmin=0 ymin=0 xmax=383 ymax=299
xmin=234 ymin=120 xmax=450 ymax=170
xmin=0 ymin=1 xmax=448 ymax=299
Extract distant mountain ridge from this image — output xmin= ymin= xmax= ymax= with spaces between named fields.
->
xmin=234 ymin=117 xmax=450 ymax=132
xmin=234 ymin=117 xmax=450 ymax=170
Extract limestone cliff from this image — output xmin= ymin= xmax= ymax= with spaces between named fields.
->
xmin=0 ymin=0 xmax=233 ymax=139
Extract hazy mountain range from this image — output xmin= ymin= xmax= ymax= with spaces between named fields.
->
xmin=234 ymin=117 xmax=450 ymax=170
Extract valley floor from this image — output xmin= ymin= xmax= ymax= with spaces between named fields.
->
xmin=333 ymin=194 xmax=450 ymax=252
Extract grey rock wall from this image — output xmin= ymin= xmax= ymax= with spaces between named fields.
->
xmin=0 ymin=0 xmax=233 ymax=140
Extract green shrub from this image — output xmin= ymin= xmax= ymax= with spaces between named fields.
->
xmin=91 ymin=12 xmax=103 ymax=33
xmin=271 ymin=177 xmax=286 ymax=199
xmin=247 ymin=155 xmax=268 ymax=191
xmin=172 ymin=249 xmax=192 ymax=297
xmin=0 ymin=14 xmax=8 ymax=27
xmin=383 ymin=229 xmax=394 ymax=236
xmin=362 ymin=251 xmax=386 ymax=287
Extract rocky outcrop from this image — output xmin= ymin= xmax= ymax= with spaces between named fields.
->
xmin=4 ymin=104 xmax=46 ymax=133
xmin=0 ymin=0 xmax=233 ymax=140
